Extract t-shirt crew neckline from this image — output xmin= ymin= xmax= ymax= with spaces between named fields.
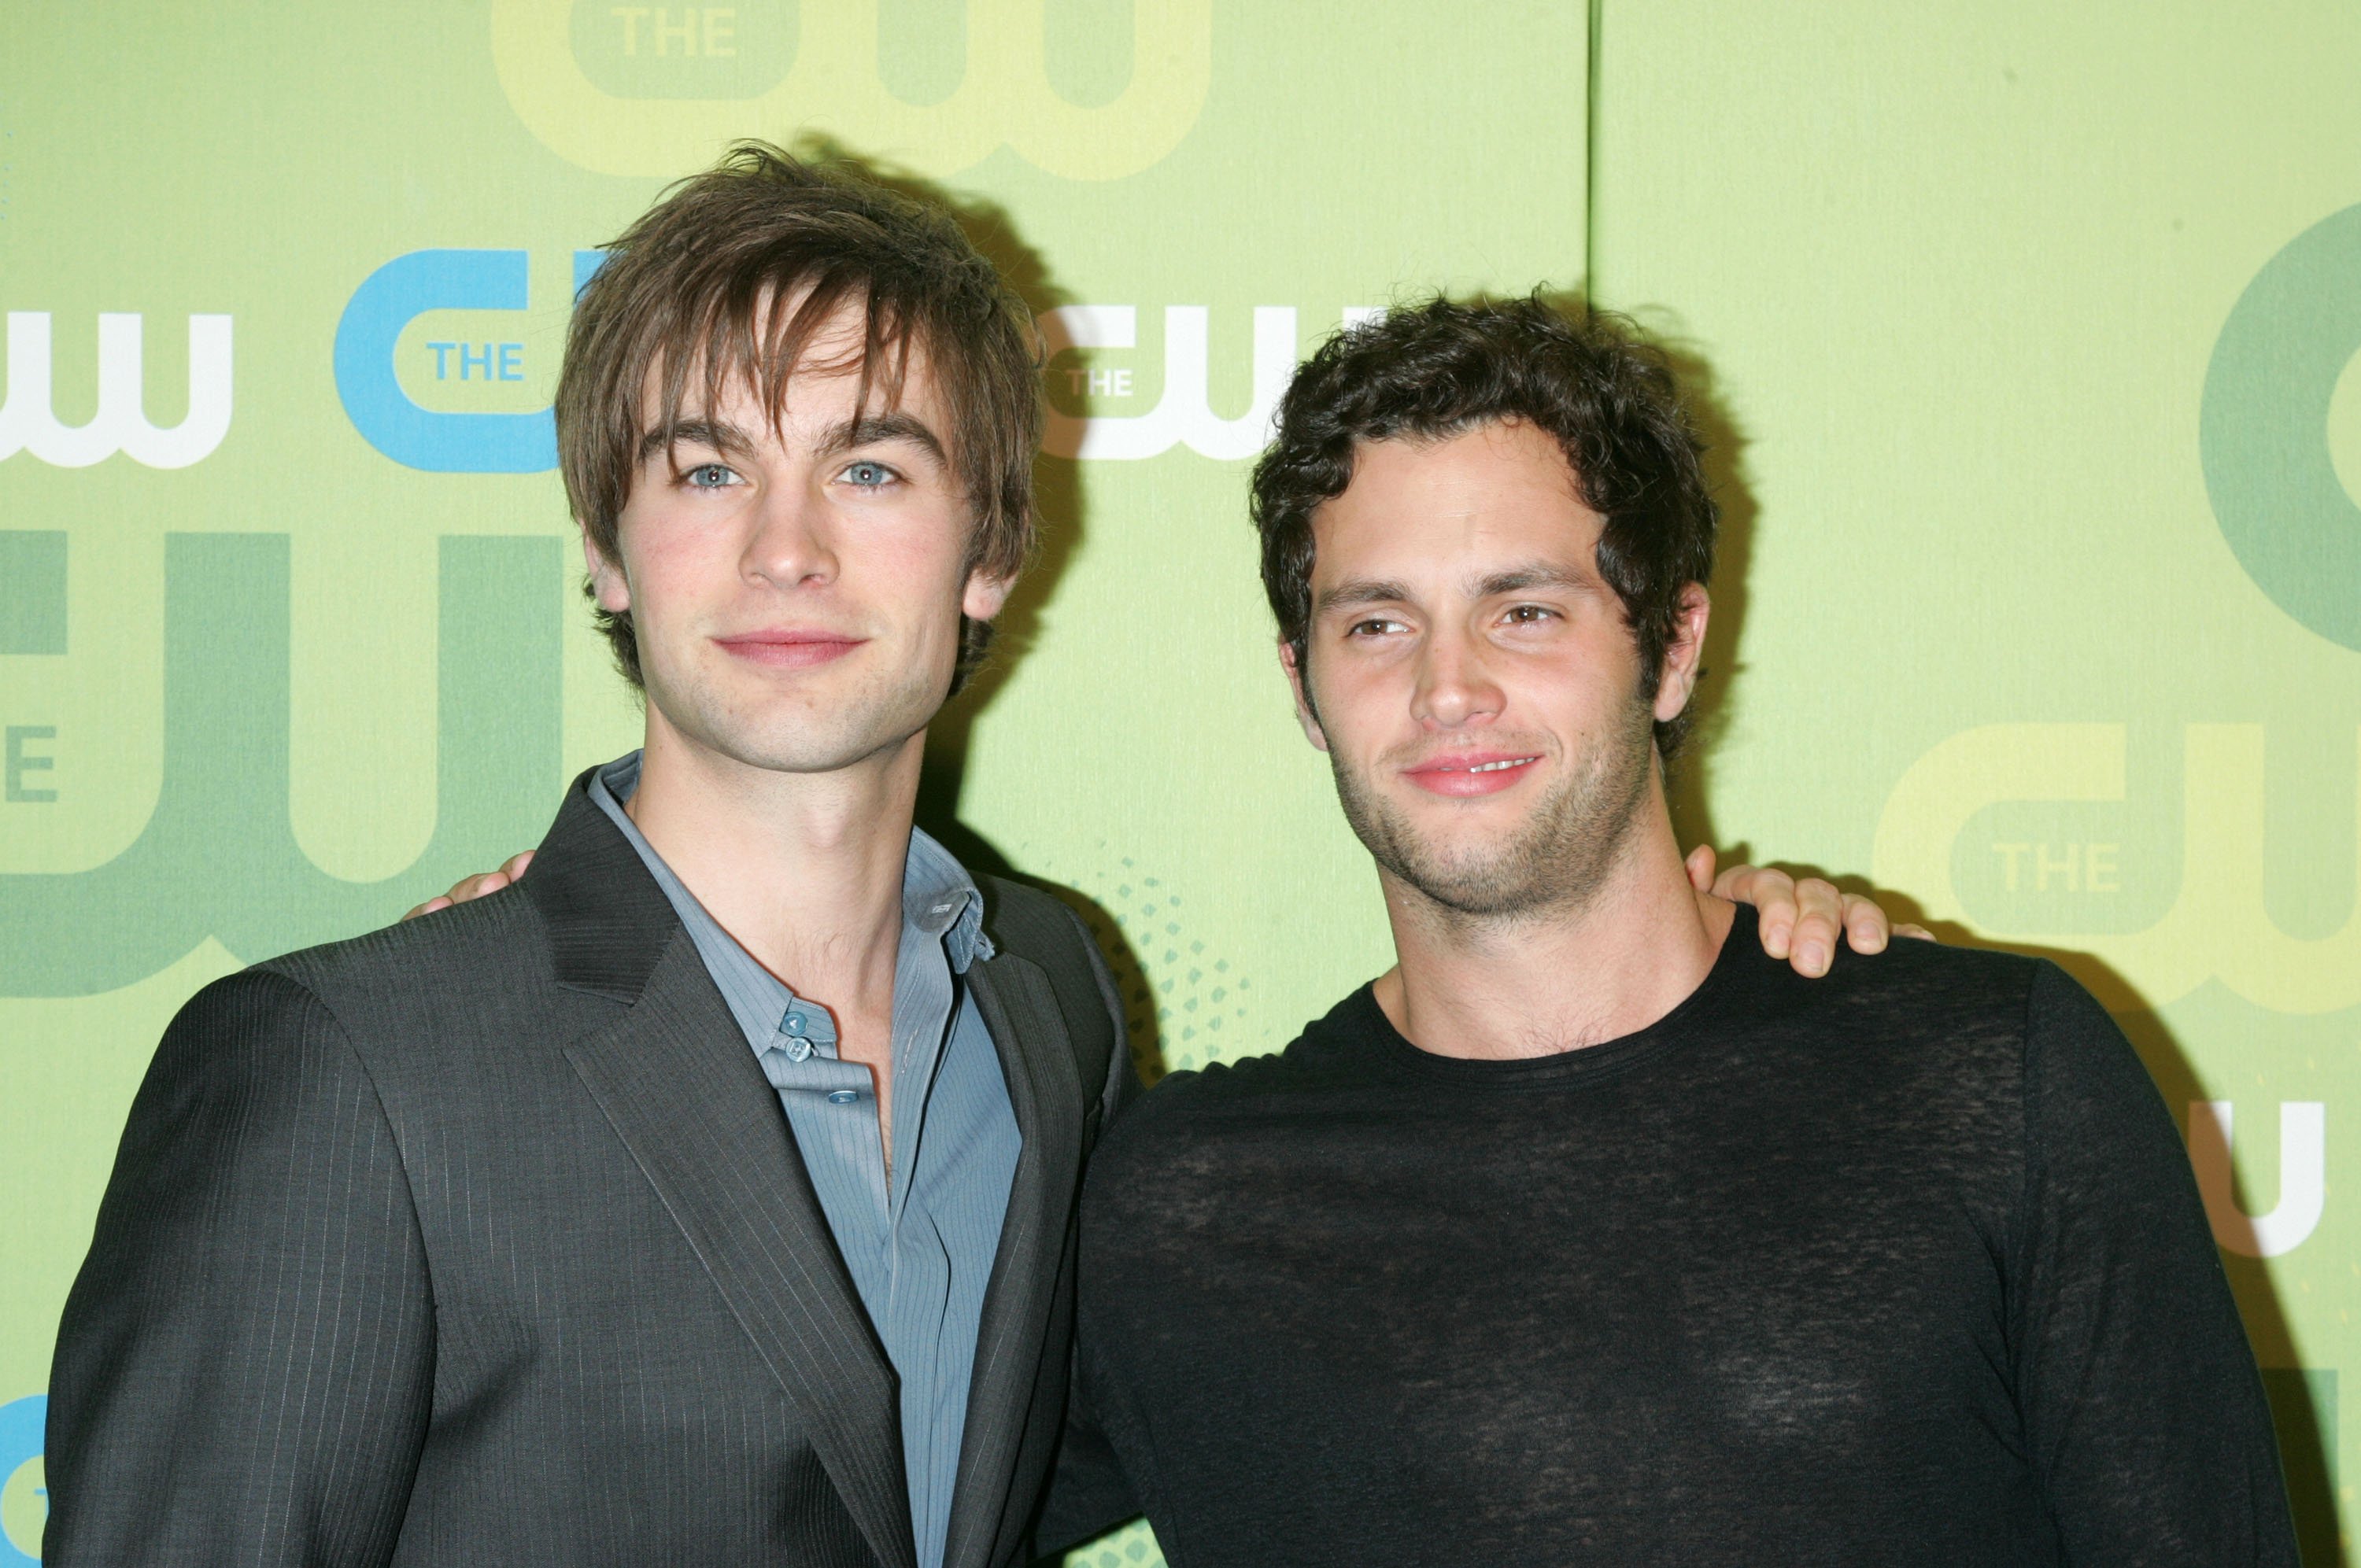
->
xmin=1348 ymin=903 xmax=1762 ymax=1090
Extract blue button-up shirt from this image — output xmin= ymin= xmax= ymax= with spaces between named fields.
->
xmin=591 ymin=754 xmax=1022 ymax=1568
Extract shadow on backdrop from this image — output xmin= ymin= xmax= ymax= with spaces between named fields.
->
xmin=1650 ymin=326 xmax=1753 ymax=860
xmin=1620 ymin=298 xmax=2333 ymax=1562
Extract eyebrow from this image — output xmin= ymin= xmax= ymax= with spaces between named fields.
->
xmin=1314 ymin=577 xmax=1417 ymax=618
xmin=1314 ymin=561 xmax=1592 ymax=618
xmin=639 ymin=419 xmax=756 ymax=463
xmin=812 ymin=411 xmax=949 ymax=469
xmin=1472 ymin=562 xmax=1591 ymax=599
xmin=635 ymin=411 xmax=951 ymax=470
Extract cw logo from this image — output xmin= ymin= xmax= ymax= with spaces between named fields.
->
xmin=0 ymin=534 xmax=562 ymax=998
xmin=338 ymin=268 xmax=1357 ymax=472
xmin=2189 ymin=1101 xmax=2326 ymax=1258
xmin=1871 ymin=724 xmax=2361 ymax=1013
xmin=0 ymin=1393 xmax=40 ymax=1567
xmin=0 ymin=312 xmax=232 ymax=468
xmin=2202 ymin=202 xmax=2361 ymax=652
xmin=1040 ymin=304 xmax=1314 ymax=463
xmin=490 ymin=0 xmax=1210 ymax=181
xmin=334 ymin=250 xmax=602 ymax=474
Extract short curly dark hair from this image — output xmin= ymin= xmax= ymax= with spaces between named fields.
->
xmin=1249 ymin=293 xmax=1718 ymax=756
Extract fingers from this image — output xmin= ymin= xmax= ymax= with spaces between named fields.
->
xmin=1712 ymin=855 xmax=1927 ymax=972
xmin=449 ymin=870 xmax=512 ymax=903
xmin=1684 ymin=843 xmax=1718 ymax=892
xmin=1838 ymin=891 xmax=1891 ymax=955
xmin=1782 ymin=877 xmax=1846 ymax=977
xmin=1722 ymin=865 xmax=1799 ymax=961
xmin=402 ymin=850 xmax=534 ymax=921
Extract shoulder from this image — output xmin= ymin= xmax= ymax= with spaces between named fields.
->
xmin=1763 ymin=939 xmax=2167 ymax=1141
xmin=178 ymin=884 xmax=600 ymax=1098
xmin=976 ymin=874 xmax=1120 ymax=1024
xmin=256 ymin=882 xmax=552 ymax=1026
xmin=978 ymin=873 xmax=1099 ymax=960
xmin=153 ymin=888 xmax=545 ymax=1045
xmin=1779 ymin=930 xmax=2052 ymax=1036
xmin=124 ymin=967 xmax=390 ymax=1158
xmin=974 ymin=873 xmax=1130 ymax=1090
xmin=2012 ymin=959 xmax=2170 ymax=1127
xmin=156 ymin=964 xmax=358 ymax=1068
xmin=1140 ymin=1028 xmax=1363 ymax=1114
xmin=1090 ymin=994 xmax=1372 ymax=1179
xmin=1807 ymin=938 xmax=2130 ymax=1052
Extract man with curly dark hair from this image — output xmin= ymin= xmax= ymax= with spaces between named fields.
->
xmin=1038 ymin=296 xmax=2299 ymax=1566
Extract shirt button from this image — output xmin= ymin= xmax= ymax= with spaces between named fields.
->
xmin=783 ymin=1013 xmax=807 ymax=1035
xmin=826 ymin=1089 xmax=859 ymax=1105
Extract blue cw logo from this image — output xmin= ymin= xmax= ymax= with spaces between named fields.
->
xmin=334 ymin=249 xmax=604 ymax=473
xmin=0 ymin=1394 xmax=43 ymax=1566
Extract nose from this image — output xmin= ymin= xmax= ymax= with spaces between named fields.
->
xmin=1410 ymin=625 xmax=1504 ymax=730
xmin=741 ymin=481 xmax=839 ymax=589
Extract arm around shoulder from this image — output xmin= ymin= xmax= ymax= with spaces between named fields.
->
xmin=44 ymin=968 xmax=434 ymax=1567
xmin=2011 ymin=962 xmax=2299 ymax=1564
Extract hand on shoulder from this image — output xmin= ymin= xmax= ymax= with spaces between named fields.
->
xmin=404 ymin=850 xmax=534 ymax=921
xmin=1686 ymin=844 xmax=1934 ymax=979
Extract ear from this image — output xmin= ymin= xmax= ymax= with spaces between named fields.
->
xmin=1653 ymin=582 xmax=1711 ymax=725
xmin=1277 ymin=638 xmax=1329 ymax=753
xmin=962 ymin=567 xmax=1014 ymax=624
xmin=582 ymin=528 xmax=631 ymax=614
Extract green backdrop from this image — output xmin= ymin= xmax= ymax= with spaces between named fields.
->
xmin=0 ymin=2 xmax=2350 ymax=1562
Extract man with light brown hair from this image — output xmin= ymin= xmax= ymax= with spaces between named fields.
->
xmin=46 ymin=147 xmax=1896 ymax=1567
xmin=47 ymin=143 xmax=1131 ymax=1568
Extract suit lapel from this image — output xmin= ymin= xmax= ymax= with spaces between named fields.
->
xmin=562 ymin=933 xmax=920 ymax=1568
xmin=530 ymin=775 xmax=918 ymax=1568
xmin=943 ymin=953 xmax=1087 ymax=1568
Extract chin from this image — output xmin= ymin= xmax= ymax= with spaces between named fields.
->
xmin=714 ymin=716 xmax=914 ymax=775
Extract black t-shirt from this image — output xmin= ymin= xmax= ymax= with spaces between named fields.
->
xmin=1040 ymin=909 xmax=2296 ymax=1566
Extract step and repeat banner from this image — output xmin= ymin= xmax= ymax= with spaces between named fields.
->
xmin=0 ymin=1 xmax=2350 ymax=1562
xmin=0 ymin=5 xmax=1583 ymax=1562
xmin=1592 ymin=3 xmax=2359 ymax=1560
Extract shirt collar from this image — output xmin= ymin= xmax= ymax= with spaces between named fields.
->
xmin=589 ymin=751 xmax=992 ymax=975
xmin=903 ymin=825 xmax=992 ymax=973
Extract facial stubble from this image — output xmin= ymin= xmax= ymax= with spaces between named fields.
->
xmin=1329 ymin=688 xmax=1658 ymax=926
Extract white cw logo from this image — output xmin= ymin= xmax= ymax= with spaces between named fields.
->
xmin=0 ymin=312 xmax=234 ymax=468
xmin=1040 ymin=306 xmax=1379 ymax=462
xmin=2189 ymin=1101 xmax=2325 ymax=1258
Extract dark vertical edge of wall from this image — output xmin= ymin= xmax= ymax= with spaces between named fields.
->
xmin=1583 ymin=0 xmax=1603 ymax=300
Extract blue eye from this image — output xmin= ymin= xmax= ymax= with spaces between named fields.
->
xmin=842 ymin=460 xmax=895 ymax=489
xmin=684 ymin=462 xmax=737 ymax=489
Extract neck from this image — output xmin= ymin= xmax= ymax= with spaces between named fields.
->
xmin=1372 ymin=781 xmax=1735 ymax=1061
xmin=626 ymin=717 xmax=920 ymax=1007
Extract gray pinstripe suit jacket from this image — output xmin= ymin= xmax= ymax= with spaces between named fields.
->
xmin=45 ymin=770 xmax=1134 ymax=1568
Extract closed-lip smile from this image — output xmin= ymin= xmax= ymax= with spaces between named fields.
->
xmin=713 ymin=629 xmax=866 ymax=668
